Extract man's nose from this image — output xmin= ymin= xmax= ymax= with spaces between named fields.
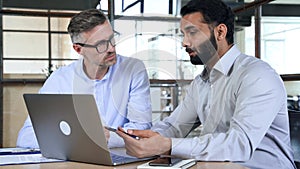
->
xmin=182 ymin=36 xmax=190 ymax=47
xmin=106 ymin=41 xmax=115 ymax=52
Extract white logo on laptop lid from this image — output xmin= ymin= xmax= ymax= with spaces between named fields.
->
xmin=59 ymin=121 xmax=71 ymax=136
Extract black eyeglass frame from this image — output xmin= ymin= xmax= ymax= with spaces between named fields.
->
xmin=74 ymin=30 xmax=120 ymax=54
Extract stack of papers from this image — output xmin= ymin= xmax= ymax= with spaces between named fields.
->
xmin=0 ymin=147 xmax=40 ymax=155
xmin=0 ymin=148 xmax=63 ymax=166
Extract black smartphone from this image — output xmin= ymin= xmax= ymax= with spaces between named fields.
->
xmin=104 ymin=126 xmax=140 ymax=140
xmin=148 ymin=157 xmax=182 ymax=167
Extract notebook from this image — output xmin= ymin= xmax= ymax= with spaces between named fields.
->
xmin=23 ymin=93 xmax=153 ymax=166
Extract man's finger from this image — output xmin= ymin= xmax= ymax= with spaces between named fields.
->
xmin=128 ymin=129 xmax=158 ymax=138
xmin=115 ymin=127 xmax=130 ymax=139
xmin=116 ymin=127 xmax=140 ymax=140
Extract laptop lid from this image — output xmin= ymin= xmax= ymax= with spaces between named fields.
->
xmin=23 ymin=93 xmax=151 ymax=166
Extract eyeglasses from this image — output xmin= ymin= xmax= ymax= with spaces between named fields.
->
xmin=75 ymin=30 xmax=120 ymax=54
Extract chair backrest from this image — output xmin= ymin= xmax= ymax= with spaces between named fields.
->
xmin=288 ymin=110 xmax=300 ymax=168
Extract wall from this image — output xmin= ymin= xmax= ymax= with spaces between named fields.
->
xmin=3 ymin=83 xmax=42 ymax=147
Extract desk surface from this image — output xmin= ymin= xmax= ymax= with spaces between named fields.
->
xmin=1 ymin=161 xmax=248 ymax=169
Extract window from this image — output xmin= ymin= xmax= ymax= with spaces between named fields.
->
xmin=2 ymin=7 xmax=203 ymax=81
xmin=114 ymin=18 xmax=203 ymax=80
xmin=1 ymin=9 xmax=79 ymax=80
xmin=245 ymin=17 xmax=300 ymax=75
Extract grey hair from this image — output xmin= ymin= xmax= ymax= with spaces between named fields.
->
xmin=67 ymin=9 xmax=108 ymax=43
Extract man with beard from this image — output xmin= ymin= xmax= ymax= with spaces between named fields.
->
xmin=117 ymin=0 xmax=296 ymax=168
xmin=17 ymin=9 xmax=152 ymax=149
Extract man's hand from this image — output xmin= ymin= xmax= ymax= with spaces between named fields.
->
xmin=127 ymin=129 xmax=157 ymax=138
xmin=116 ymin=127 xmax=171 ymax=158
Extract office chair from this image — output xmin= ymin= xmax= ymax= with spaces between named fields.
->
xmin=288 ymin=109 xmax=300 ymax=169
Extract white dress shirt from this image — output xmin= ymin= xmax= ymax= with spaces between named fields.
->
xmin=17 ymin=54 xmax=152 ymax=148
xmin=152 ymin=45 xmax=296 ymax=169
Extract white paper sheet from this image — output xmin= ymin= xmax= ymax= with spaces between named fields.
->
xmin=0 ymin=153 xmax=64 ymax=166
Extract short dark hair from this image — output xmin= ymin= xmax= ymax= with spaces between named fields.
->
xmin=67 ymin=9 xmax=108 ymax=43
xmin=180 ymin=0 xmax=235 ymax=45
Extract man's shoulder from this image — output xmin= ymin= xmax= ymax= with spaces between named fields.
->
xmin=116 ymin=54 xmax=145 ymax=68
xmin=235 ymin=54 xmax=274 ymax=72
xmin=234 ymin=54 xmax=282 ymax=84
xmin=49 ymin=59 xmax=79 ymax=77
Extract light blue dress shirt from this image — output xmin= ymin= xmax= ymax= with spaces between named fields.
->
xmin=17 ymin=54 xmax=152 ymax=148
xmin=152 ymin=45 xmax=296 ymax=169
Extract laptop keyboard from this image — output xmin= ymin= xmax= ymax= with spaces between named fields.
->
xmin=111 ymin=153 xmax=139 ymax=164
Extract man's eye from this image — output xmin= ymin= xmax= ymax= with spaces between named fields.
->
xmin=96 ymin=41 xmax=107 ymax=46
xmin=189 ymin=31 xmax=197 ymax=36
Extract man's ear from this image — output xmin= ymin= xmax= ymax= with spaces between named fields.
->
xmin=216 ymin=24 xmax=227 ymax=41
xmin=73 ymin=44 xmax=82 ymax=54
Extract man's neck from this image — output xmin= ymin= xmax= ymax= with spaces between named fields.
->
xmin=206 ymin=44 xmax=234 ymax=70
xmin=94 ymin=67 xmax=109 ymax=80
xmin=83 ymin=62 xmax=109 ymax=80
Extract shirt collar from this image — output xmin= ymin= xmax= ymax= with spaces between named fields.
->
xmin=200 ymin=45 xmax=241 ymax=82
xmin=214 ymin=45 xmax=240 ymax=76
xmin=76 ymin=57 xmax=114 ymax=82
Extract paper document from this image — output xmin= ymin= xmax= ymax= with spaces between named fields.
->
xmin=0 ymin=147 xmax=40 ymax=155
xmin=0 ymin=153 xmax=64 ymax=166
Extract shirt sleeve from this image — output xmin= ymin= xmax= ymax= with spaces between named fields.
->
xmin=109 ymin=58 xmax=152 ymax=147
xmin=16 ymin=116 xmax=39 ymax=148
xmin=111 ymin=58 xmax=152 ymax=126
xmin=125 ymin=60 xmax=152 ymax=129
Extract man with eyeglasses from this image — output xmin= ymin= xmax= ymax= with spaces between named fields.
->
xmin=17 ymin=9 xmax=152 ymax=149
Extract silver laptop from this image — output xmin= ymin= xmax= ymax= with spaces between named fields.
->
xmin=23 ymin=93 xmax=153 ymax=166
